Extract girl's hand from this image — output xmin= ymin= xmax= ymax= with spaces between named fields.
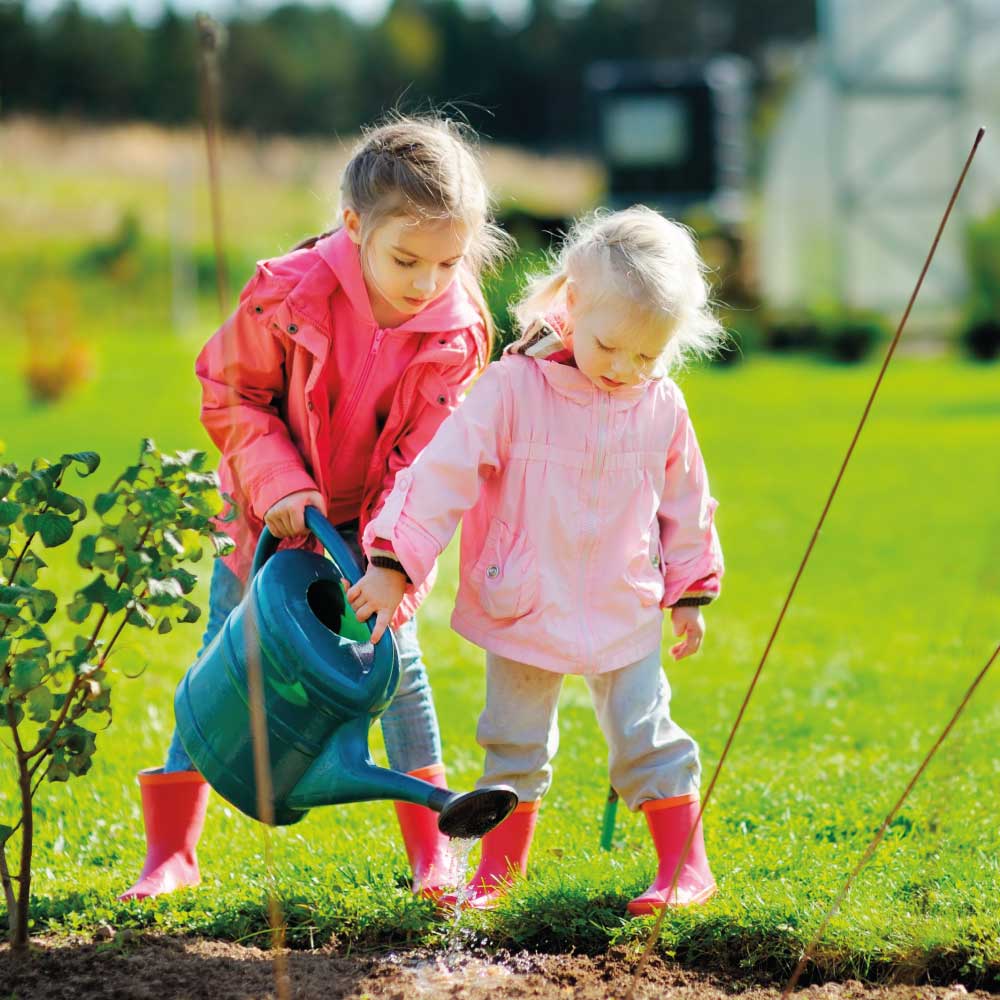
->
xmin=670 ymin=605 xmax=705 ymax=661
xmin=345 ymin=566 xmax=407 ymax=644
xmin=264 ymin=490 xmax=326 ymax=538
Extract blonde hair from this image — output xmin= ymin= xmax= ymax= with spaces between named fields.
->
xmin=512 ymin=206 xmax=724 ymax=372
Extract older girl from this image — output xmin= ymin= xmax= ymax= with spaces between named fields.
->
xmin=121 ymin=116 xmax=511 ymax=902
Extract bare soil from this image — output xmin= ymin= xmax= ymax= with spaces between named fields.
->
xmin=1 ymin=936 xmax=996 ymax=1000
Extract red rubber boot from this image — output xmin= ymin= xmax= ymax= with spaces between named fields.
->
xmin=119 ymin=769 xmax=210 ymax=901
xmin=627 ymin=793 xmax=717 ymax=915
xmin=441 ymin=800 xmax=540 ymax=910
xmin=394 ymin=764 xmax=454 ymax=899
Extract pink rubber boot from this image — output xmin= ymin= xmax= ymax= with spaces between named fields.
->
xmin=627 ymin=793 xmax=717 ymax=915
xmin=393 ymin=764 xmax=454 ymax=899
xmin=119 ymin=769 xmax=210 ymax=901
xmin=441 ymin=800 xmax=539 ymax=910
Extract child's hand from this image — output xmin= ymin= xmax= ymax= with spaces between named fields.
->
xmin=669 ymin=605 xmax=705 ymax=661
xmin=345 ymin=566 xmax=407 ymax=644
xmin=264 ymin=490 xmax=326 ymax=538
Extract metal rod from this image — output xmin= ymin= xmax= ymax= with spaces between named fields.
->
xmin=196 ymin=15 xmax=230 ymax=318
xmin=624 ymin=125 xmax=985 ymax=1000
xmin=781 ymin=643 xmax=1000 ymax=997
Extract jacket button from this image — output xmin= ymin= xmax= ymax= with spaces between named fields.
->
xmin=307 ymin=401 xmax=314 ymax=411
xmin=254 ymin=305 xmax=263 ymax=314
xmin=486 ymin=565 xmax=500 ymax=579
xmin=287 ymin=323 xmax=298 ymax=333
xmin=651 ymin=554 xmax=660 ymax=568
xmin=437 ymin=395 xmax=446 ymax=405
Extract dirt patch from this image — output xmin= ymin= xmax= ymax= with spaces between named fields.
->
xmin=1 ymin=936 xmax=995 ymax=1000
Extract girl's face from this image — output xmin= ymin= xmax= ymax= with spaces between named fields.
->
xmin=566 ymin=283 xmax=671 ymax=392
xmin=344 ymin=209 xmax=471 ymax=328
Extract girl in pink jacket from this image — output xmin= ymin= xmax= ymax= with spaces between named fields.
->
xmin=121 ymin=117 xmax=511 ymax=903
xmin=347 ymin=206 xmax=725 ymax=914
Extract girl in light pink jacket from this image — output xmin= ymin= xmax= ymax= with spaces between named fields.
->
xmin=120 ymin=117 xmax=512 ymax=904
xmin=347 ymin=206 xmax=726 ymax=914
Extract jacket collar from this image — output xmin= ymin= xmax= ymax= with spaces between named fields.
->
xmin=507 ymin=315 xmax=648 ymax=406
xmin=315 ymin=227 xmax=483 ymax=335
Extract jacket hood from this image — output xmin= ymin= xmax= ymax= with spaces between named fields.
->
xmin=316 ymin=227 xmax=483 ymax=335
xmin=506 ymin=314 xmax=648 ymax=405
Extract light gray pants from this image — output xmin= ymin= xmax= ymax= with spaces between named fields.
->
xmin=474 ymin=647 xmax=701 ymax=810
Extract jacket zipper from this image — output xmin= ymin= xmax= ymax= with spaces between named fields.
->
xmin=325 ymin=326 xmax=387 ymax=473
xmin=581 ymin=392 xmax=609 ymax=666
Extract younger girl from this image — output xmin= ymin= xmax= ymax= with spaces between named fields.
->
xmin=347 ymin=206 xmax=725 ymax=913
xmin=120 ymin=116 xmax=511 ymax=901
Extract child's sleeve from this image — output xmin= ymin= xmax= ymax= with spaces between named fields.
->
xmin=363 ymin=362 xmax=507 ymax=590
xmin=657 ymin=394 xmax=724 ymax=609
xmin=195 ymin=270 xmax=318 ymax=519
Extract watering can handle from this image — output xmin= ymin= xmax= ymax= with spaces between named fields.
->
xmin=249 ymin=506 xmax=380 ymax=634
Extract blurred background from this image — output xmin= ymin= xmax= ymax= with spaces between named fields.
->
xmin=3 ymin=0 xmax=1000 ymax=415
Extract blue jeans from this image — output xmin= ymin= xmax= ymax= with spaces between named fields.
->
xmin=164 ymin=532 xmax=443 ymax=774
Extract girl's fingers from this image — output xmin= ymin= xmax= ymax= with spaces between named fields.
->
xmin=370 ymin=609 xmax=392 ymax=644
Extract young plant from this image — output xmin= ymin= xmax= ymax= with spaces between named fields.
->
xmin=0 ymin=440 xmax=234 ymax=952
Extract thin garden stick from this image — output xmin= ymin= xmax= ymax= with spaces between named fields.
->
xmin=781 ymin=642 xmax=1000 ymax=997
xmin=196 ymin=15 xmax=230 ymax=318
xmin=624 ymin=125 xmax=985 ymax=1000
xmin=195 ymin=15 xmax=289 ymax=996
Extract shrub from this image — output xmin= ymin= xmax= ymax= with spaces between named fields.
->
xmin=0 ymin=440 xmax=234 ymax=952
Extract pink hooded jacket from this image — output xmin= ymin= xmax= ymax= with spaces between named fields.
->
xmin=363 ymin=344 xmax=724 ymax=674
xmin=196 ymin=229 xmax=488 ymax=626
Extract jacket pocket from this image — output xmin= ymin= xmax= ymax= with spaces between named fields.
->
xmin=625 ymin=528 xmax=665 ymax=608
xmin=471 ymin=519 xmax=539 ymax=621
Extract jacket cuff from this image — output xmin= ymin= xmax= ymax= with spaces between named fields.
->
xmin=248 ymin=464 xmax=319 ymax=521
xmin=369 ymin=553 xmax=411 ymax=583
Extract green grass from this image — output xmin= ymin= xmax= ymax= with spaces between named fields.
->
xmin=2 ymin=118 xmax=998 ymax=982
xmin=2 ymin=325 xmax=999 ymax=985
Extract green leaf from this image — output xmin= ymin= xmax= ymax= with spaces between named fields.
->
xmin=10 ymin=659 xmax=43 ymax=694
xmin=147 ymin=577 xmax=184 ymax=605
xmin=93 ymin=492 xmax=118 ymax=516
xmin=0 ymin=500 xmax=20 ymax=526
xmin=60 ymin=451 xmax=101 ymax=476
xmin=162 ymin=530 xmax=185 ymax=556
xmin=176 ymin=599 xmax=201 ymax=624
xmin=0 ymin=464 xmax=16 ymax=500
xmin=66 ymin=595 xmax=93 ymax=623
xmin=127 ymin=602 xmax=156 ymax=629
xmin=48 ymin=489 xmax=86 ymax=519
xmin=0 ymin=525 xmax=10 ymax=558
xmin=29 ymin=587 xmax=57 ymax=624
xmin=0 ymin=823 xmax=13 ymax=845
xmin=157 ymin=615 xmax=173 ymax=634
xmin=37 ymin=511 xmax=73 ymax=548
xmin=27 ymin=687 xmax=54 ymax=723
xmin=77 ymin=534 xmax=97 ymax=568
xmin=47 ymin=761 xmax=70 ymax=782
xmin=137 ymin=486 xmax=179 ymax=521
xmin=211 ymin=533 xmax=236 ymax=557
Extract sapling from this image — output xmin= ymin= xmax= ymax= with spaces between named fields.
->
xmin=0 ymin=439 xmax=234 ymax=952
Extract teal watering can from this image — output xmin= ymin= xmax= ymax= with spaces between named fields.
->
xmin=174 ymin=506 xmax=517 ymax=838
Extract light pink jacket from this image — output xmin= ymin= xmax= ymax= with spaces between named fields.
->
xmin=364 ymin=352 xmax=723 ymax=674
xmin=196 ymin=229 xmax=488 ymax=626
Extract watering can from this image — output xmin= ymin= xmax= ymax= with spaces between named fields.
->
xmin=174 ymin=506 xmax=517 ymax=838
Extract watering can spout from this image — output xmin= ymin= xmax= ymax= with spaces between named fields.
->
xmin=286 ymin=715 xmax=517 ymax=839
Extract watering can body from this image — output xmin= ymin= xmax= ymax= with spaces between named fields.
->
xmin=174 ymin=508 xmax=517 ymax=837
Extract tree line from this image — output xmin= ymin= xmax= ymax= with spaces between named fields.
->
xmin=0 ymin=0 xmax=815 ymax=146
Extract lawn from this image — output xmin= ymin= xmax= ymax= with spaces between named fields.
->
xmin=1 ymin=117 xmax=998 ymax=987
xmin=2 ymin=323 xmax=998 ymax=985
